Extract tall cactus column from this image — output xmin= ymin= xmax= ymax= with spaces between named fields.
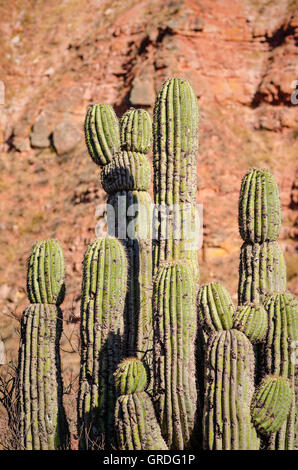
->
xmin=259 ymin=293 xmax=297 ymax=449
xmin=153 ymin=78 xmax=200 ymax=279
xmin=17 ymin=240 xmax=69 ymax=450
xmin=153 ymin=261 xmax=197 ymax=449
xmin=104 ymin=108 xmax=153 ymax=359
xmin=77 ymin=237 xmax=127 ymax=449
xmin=84 ymin=105 xmax=153 ymax=361
xmin=238 ymin=168 xmax=286 ymax=304
xmin=203 ymin=329 xmax=260 ymax=450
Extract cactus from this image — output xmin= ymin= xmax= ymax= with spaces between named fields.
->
xmin=120 ymin=108 xmax=152 ymax=154
xmin=203 ymin=329 xmax=260 ymax=450
xmin=114 ymin=358 xmax=168 ymax=450
xmin=197 ymin=282 xmax=234 ymax=334
xmin=101 ymin=151 xmax=151 ymax=194
xmin=153 ymin=261 xmax=197 ymax=449
xmin=17 ymin=240 xmax=69 ymax=450
xmin=77 ymin=237 xmax=127 ymax=449
xmin=238 ymin=168 xmax=286 ymax=305
xmin=84 ymin=103 xmax=120 ymax=167
xmin=233 ymin=303 xmax=268 ymax=343
xmin=27 ymin=239 xmax=65 ymax=305
xmin=101 ymin=108 xmax=153 ymax=361
xmin=251 ymin=375 xmax=293 ymax=435
xmin=153 ymin=77 xmax=200 ymax=279
xmin=238 ymin=241 xmax=286 ymax=304
xmin=260 ymin=292 xmax=297 ymax=449
xmin=238 ymin=168 xmax=281 ymax=243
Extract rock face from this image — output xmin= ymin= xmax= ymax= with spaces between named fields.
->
xmin=30 ymin=112 xmax=51 ymax=148
xmin=130 ymin=75 xmax=156 ymax=106
xmin=53 ymin=121 xmax=81 ymax=155
xmin=0 ymin=0 xmax=297 ymax=319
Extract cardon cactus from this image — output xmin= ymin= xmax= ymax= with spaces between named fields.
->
xmin=77 ymin=237 xmax=127 ymax=449
xmin=27 ymin=239 xmax=65 ymax=305
xmin=153 ymin=77 xmax=200 ymax=279
xmin=90 ymin=107 xmax=154 ymax=360
xmin=251 ymin=375 xmax=293 ymax=435
xmin=203 ymin=329 xmax=260 ymax=450
xmin=238 ymin=168 xmax=286 ymax=305
xmin=238 ymin=241 xmax=286 ymax=304
xmin=17 ymin=240 xmax=69 ymax=450
xmin=120 ymin=108 xmax=152 ymax=154
xmin=238 ymin=168 xmax=281 ymax=243
xmin=260 ymin=292 xmax=297 ymax=449
xmin=153 ymin=261 xmax=197 ymax=449
xmin=197 ymin=282 xmax=234 ymax=334
xmin=233 ymin=302 xmax=268 ymax=343
xmin=84 ymin=103 xmax=120 ymax=167
xmin=114 ymin=358 xmax=168 ymax=450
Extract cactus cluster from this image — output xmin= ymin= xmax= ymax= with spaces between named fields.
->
xmin=10 ymin=77 xmax=296 ymax=451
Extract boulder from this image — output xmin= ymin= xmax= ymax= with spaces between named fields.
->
xmin=53 ymin=121 xmax=81 ymax=155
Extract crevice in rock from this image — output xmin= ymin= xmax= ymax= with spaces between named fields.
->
xmin=251 ymin=84 xmax=293 ymax=109
xmin=265 ymin=22 xmax=296 ymax=50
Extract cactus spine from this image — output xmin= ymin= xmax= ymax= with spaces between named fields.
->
xmin=17 ymin=240 xmax=69 ymax=450
xmin=203 ymin=329 xmax=260 ymax=450
xmin=153 ymin=261 xmax=197 ymax=449
xmin=260 ymin=292 xmax=297 ymax=449
xmin=77 ymin=237 xmax=127 ymax=449
xmin=114 ymin=358 xmax=168 ymax=450
xmin=251 ymin=375 xmax=293 ymax=435
xmin=238 ymin=169 xmax=286 ymax=304
xmin=153 ymin=78 xmax=200 ymax=279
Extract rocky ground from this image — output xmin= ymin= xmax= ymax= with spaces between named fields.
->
xmin=0 ymin=0 xmax=297 ymax=448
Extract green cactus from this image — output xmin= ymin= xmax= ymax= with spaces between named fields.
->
xmin=153 ymin=77 xmax=200 ymax=279
xmin=120 ymin=108 xmax=152 ymax=154
xmin=114 ymin=357 xmax=147 ymax=396
xmin=27 ymin=239 xmax=65 ymax=305
xmin=197 ymin=282 xmax=235 ymax=334
xmin=238 ymin=168 xmax=282 ymax=243
xmin=77 ymin=237 xmax=127 ymax=449
xmin=17 ymin=304 xmax=69 ymax=450
xmin=17 ymin=240 xmax=69 ymax=450
xmin=84 ymin=103 xmax=121 ymax=167
xmin=251 ymin=375 xmax=293 ymax=435
xmin=233 ymin=303 xmax=268 ymax=343
xmin=260 ymin=292 xmax=297 ymax=449
xmin=238 ymin=241 xmax=286 ymax=304
xmin=114 ymin=358 xmax=168 ymax=450
xmin=203 ymin=329 xmax=260 ymax=450
xmin=153 ymin=261 xmax=197 ymax=449
xmin=102 ymin=108 xmax=153 ymax=360
xmin=238 ymin=168 xmax=286 ymax=305
xmin=101 ymin=151 xmax=151 ymax=194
